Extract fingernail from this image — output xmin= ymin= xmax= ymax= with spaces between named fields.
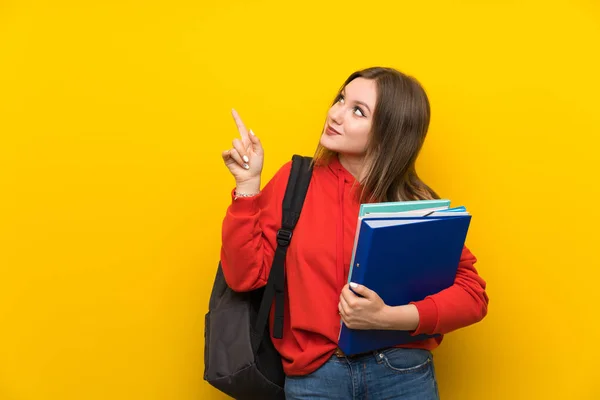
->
xmin=350 ymin=282 xmax=358 ymax=288
xmin=250 ymin=129 xmax=255 ymax=136
xmin=242 ymin=155 xmax=249 ymax=163
xmin=243 ymin=163 xmax=249 ymax=169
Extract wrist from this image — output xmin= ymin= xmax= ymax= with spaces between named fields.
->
xmin=376 ymin=305 xmax=420 ymax=331
xmin=235 ymin=179 xmax=261 ymax=195
xmin=375 ymin=305 xmax=394 ymax=330
xmin=233 ymin=190 xmax=260 ymax=200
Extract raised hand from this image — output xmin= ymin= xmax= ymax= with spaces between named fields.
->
xmin=221 ymin=109 xmax=264 ymax=191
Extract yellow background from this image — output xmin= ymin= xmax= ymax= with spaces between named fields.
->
xmin=1 ymin=1 xmax=599 ymax=399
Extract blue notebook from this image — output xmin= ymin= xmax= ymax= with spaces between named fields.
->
xmin=338 ymin=214 xmax=471 ymax=355
xmin=349 ymin=201 xmax=453 ymax=277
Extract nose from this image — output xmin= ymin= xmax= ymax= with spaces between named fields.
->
xmin=328 ymin=103 xmax=344 ymax=125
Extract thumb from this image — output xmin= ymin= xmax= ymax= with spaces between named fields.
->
xmin=349 ymin=282 xmax=373 ymax=299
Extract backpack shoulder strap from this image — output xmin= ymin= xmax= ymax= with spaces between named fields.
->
xmin=280 ymin=155 xmax=314 ymax=234
xmin=252 ymin=155 xmax=313 ymax=352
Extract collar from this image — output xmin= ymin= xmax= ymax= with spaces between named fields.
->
xmin=327 ymin=154 xmax=358 ymax=184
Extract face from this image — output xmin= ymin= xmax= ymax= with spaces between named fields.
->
xmin=320 ymin=77 xmax=377 ymax=158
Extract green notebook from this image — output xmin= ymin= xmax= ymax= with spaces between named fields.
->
xmin=359 ymin=199 xmax=451 ymax=217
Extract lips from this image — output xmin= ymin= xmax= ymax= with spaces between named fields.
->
xmin=326 ymin=124 xmax=342 ymax=136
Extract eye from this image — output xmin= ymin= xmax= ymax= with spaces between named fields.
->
xmin=353 ymin=106 xmax=365 ymax=117
xmin=337 ymin=94 xmax=345 ymax=104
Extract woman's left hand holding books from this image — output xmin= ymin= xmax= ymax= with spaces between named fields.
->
xmin=338 ymin=282 xmax=420 ymax=331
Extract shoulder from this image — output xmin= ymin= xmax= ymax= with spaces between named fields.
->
xmin=265 ymin=155 xmax=325 ymax=194
xmin=258 ymin=160 xmax=294 ymax=204
xmin=268 ymin=160 xmax=294 ymax=187
xmin=267 ymin=155 xmax=318 ymax=186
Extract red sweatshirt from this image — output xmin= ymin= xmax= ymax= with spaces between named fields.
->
xmin=220 ymin=156 xmax=489 ymax=376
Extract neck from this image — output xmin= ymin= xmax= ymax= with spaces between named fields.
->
xmin=338 ymin=153 xmax=366 ymax=181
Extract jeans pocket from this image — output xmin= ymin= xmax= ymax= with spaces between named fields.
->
xmin=380 ymin=348 xmax=432 ymax=374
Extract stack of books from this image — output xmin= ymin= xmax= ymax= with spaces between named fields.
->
xmin=338 ymin=199 xmax=471 ymax=355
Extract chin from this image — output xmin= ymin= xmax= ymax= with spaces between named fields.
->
xmin=319 ymin=134 xmax=341 ymax=152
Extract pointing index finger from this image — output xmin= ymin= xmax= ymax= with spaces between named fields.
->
xmin=231 ymin=108 xmax=250 ymax=147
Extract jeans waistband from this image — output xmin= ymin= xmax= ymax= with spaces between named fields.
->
xmin=333 ymin=347 xmax=387 ymax=359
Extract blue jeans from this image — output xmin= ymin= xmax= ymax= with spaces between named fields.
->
xmin=285 ymin=348 xmax=439 ymax=399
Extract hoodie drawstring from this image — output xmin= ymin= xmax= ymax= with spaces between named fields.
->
xmin=337 ymin=173 xmax=345 ymax=289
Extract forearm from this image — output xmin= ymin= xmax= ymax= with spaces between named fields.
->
xmin=375 ymin=304 xmax=420 ymax=331
xmin=221 ymin=167 xmax=289 ymax=292
xmin=220 ymin=195 xmax=266 ymax=291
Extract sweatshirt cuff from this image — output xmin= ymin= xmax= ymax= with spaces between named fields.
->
xmin=410 ymin=297 xmax=438 ymax=336
xmin=228 ymin=188 xmax=261 ymax=215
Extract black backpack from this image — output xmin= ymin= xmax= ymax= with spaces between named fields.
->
xmin=204 ymin=155 xmax=313 ymax=399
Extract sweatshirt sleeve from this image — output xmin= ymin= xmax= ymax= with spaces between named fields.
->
xmin=219 ymin=161 xmax=292 ymax=292
xmin=410 ymin=246 xmax=489 ymax=336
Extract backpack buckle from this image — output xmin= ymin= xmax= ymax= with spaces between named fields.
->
xmin=276 ymin=229 xmax=293 ymax=246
